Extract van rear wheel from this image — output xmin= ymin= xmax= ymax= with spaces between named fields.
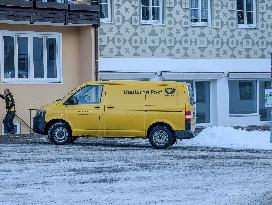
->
xmin=148 ymin=125 xmax=173 ymax=149
xmin=48 ymin=122 xmax=71 ymax=145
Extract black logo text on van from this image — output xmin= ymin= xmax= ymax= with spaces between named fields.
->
xmin=123 ymin=89 xmax=163 ymax=95
xmin=123 ymin=88 xmax=176 ymax=96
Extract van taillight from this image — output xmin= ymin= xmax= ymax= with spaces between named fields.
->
xmin=185 ymin=111 xmax=191 ymax=122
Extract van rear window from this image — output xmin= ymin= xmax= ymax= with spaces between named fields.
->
xmin=187 ymin=84 xmax=194 ymax=105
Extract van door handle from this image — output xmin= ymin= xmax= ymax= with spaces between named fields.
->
xmin=94 ymin=106 xmax=100 ymax=109
xmin=107 ymin=106 xmax=114 ymax=109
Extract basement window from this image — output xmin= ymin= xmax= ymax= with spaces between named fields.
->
xmin=1 ymin=32 xmax=62 ymax=84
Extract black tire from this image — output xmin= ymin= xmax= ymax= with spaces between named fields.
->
xmin=48 ymin=122 xmax=71 ymax=145
xmin=148 ymin=125 xmax=173 ymax=149
xmin=170 ymin=137 xmax=177 ymax=146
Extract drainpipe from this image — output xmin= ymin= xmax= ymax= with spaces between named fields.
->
xmin=270 ymin=52 xmax=272 ymax=143
xmin=94 ymin=25 xmax=99 ymax=81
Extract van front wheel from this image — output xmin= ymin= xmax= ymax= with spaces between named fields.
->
xmin=148 ymin=125 xmax=173 ymax=149
xmin=48 ymin=122 xmax=71 ymax=145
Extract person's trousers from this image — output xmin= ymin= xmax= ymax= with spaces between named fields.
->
xmin=3 ymin=111 xmax=15 ymax=134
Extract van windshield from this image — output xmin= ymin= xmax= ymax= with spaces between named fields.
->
xmin=59 ymin=87 xmax=78 ymax=101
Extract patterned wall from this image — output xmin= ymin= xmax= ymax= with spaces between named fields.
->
xmin=99 ymin=0 xmax=272 ymax=59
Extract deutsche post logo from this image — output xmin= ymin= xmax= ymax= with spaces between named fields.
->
xmin=165 ymin=88 xmax=176 ymax=96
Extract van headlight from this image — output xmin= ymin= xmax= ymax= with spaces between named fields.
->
xmin=36 ymin=110 xmax=46 ymax=117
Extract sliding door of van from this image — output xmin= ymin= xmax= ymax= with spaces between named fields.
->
xmin=103 ymin=84 xmax=145 ymax=137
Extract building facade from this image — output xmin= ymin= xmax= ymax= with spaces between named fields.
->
xmin=98 ymin=0 xmax=272 ymax=127
xmin=0 ymin=0 xmax=99 ymax=134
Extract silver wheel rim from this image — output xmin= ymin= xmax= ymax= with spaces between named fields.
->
xmin=53 ymin=127 xmax=69 ymax=143
xmin=153 ymin=130 xmax=169 ymax=146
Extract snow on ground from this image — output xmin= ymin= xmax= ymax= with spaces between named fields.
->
xmin=181 ymin=126 xmax=272 ymax=150
xmin=1 ymin=129 xmax=272 ymax=204
xmin=1 ymin=143 xmax=272 ymax=205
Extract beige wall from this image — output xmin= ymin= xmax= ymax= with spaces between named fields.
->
xmin=0 ymin=23 xmax=95 ymax=134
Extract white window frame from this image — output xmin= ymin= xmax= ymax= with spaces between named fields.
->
xmin=237 ymin=0 xmax=256 ymax=29
xmin=100 ymin=0 xmax=112 ymax=23
xmin=191 ymin=0 xmax=211 ymax=27
xmin=0 ymin=31 xmax=62 ymax=84
xmin=41 ymin=0 xmax=76 ymax=3
xmin=42 ymin=0 xmax=64 ymax=3
xmin=141 ymin=0 xmax=163 ymax=25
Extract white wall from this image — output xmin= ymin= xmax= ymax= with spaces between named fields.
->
xmin=100 ymin=58 xmax=270 ymax=73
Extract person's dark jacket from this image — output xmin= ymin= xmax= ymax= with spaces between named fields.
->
xmin=0 ymin=93 xmax=15 ymax=112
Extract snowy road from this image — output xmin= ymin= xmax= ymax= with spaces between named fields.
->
xmin=1 ymin=137 xmax=272 ymax=205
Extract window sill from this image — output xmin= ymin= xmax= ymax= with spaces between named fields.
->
xmin=141 ymin=21 xmax=164 ymax=26
xmin=191 ymin=23 xmax=209 ymax=27
xmin=237 ymin=25 xmax=257 ymax=29
xmin=2 ymin=79 xmax=63 ymax=84
xmin=229 ymin=113 xmax=259 ymax=117
xmin=100 ymin=19 xmax=113 ymax=24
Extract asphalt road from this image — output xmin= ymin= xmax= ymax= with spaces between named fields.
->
xmin=0 ymin=136 xmax=272 ymax=205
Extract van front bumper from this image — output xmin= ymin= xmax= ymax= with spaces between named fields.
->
xmin=33 ymin=114 xmax=46 ymax=135
xmin=174 ymin=130 xmax=195 ymax=139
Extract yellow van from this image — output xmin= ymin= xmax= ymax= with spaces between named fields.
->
xmin=33 ymin=81 xmax=195 ymax=149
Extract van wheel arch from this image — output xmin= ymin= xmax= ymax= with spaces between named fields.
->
xmin=147 ymin=122 xmax=174 ymax=138
xmin=45 ymin=119 xmax=72 ymax=135
xmin=147 ymin=122 xmax=175 ymax=149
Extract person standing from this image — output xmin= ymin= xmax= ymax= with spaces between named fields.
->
xmin=0 ymin=89 xmax=16 ymax=134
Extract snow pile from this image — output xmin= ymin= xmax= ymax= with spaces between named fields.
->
xmin=182 ymin=126 xmax=272 ymax=150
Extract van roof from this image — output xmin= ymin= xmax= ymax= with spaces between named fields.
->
xmin=84 ymin=80 xmax=187 ymax=86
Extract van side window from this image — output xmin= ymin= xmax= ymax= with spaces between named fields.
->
xmin=69 ymin=85 xmax=103 ymax=105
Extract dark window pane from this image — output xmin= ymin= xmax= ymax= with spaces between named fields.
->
xmin=259 ymin=81 xmax=271 ymax=121
xmin=100 ymin=4 xmax=108 ymax=18
xmin=239 ymin=81 xmax=253 ymax=100
xmin=141 ymin=0 xmax=149 ymax=6
xmin=46 ymin=38 xmax=57 ymax=78
xmin=191 ymin=9 xmax=199 ymax=22
xmin=196 ymin=81 xmax=210 ymax=123
xmin=201 ymin=9 xmax=208 ymax=22
xmin=247 ymin=12 xmax=253 ymax=24
xmin=201 ymin=0 xmax=208 ymax=9
xmin=3 ymin=36 xmax=15 ymax=78
xmin=152 ymin=0 xmax=159 ymax=6
xmin=191 ymin=0 xmax=198 ymax=8
xmin=229 ymin=80 xmax=257 ymax=114
xmin=237 ymin=10 xmax=244 ymax=24
xmin=18 ymin=37 xmax=29 ymax=78
xmin=33 ymin=37 xmax=44 ymax=78
xmin=246 ymin=0 xmax=253 ymax=11
xmin=152 ymin=7 xmax=160 ymax=21
xmin=237 ymin=0 xmax=244 ymax=10
xmin=142 ymin=6 xmax=150 ymax=20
